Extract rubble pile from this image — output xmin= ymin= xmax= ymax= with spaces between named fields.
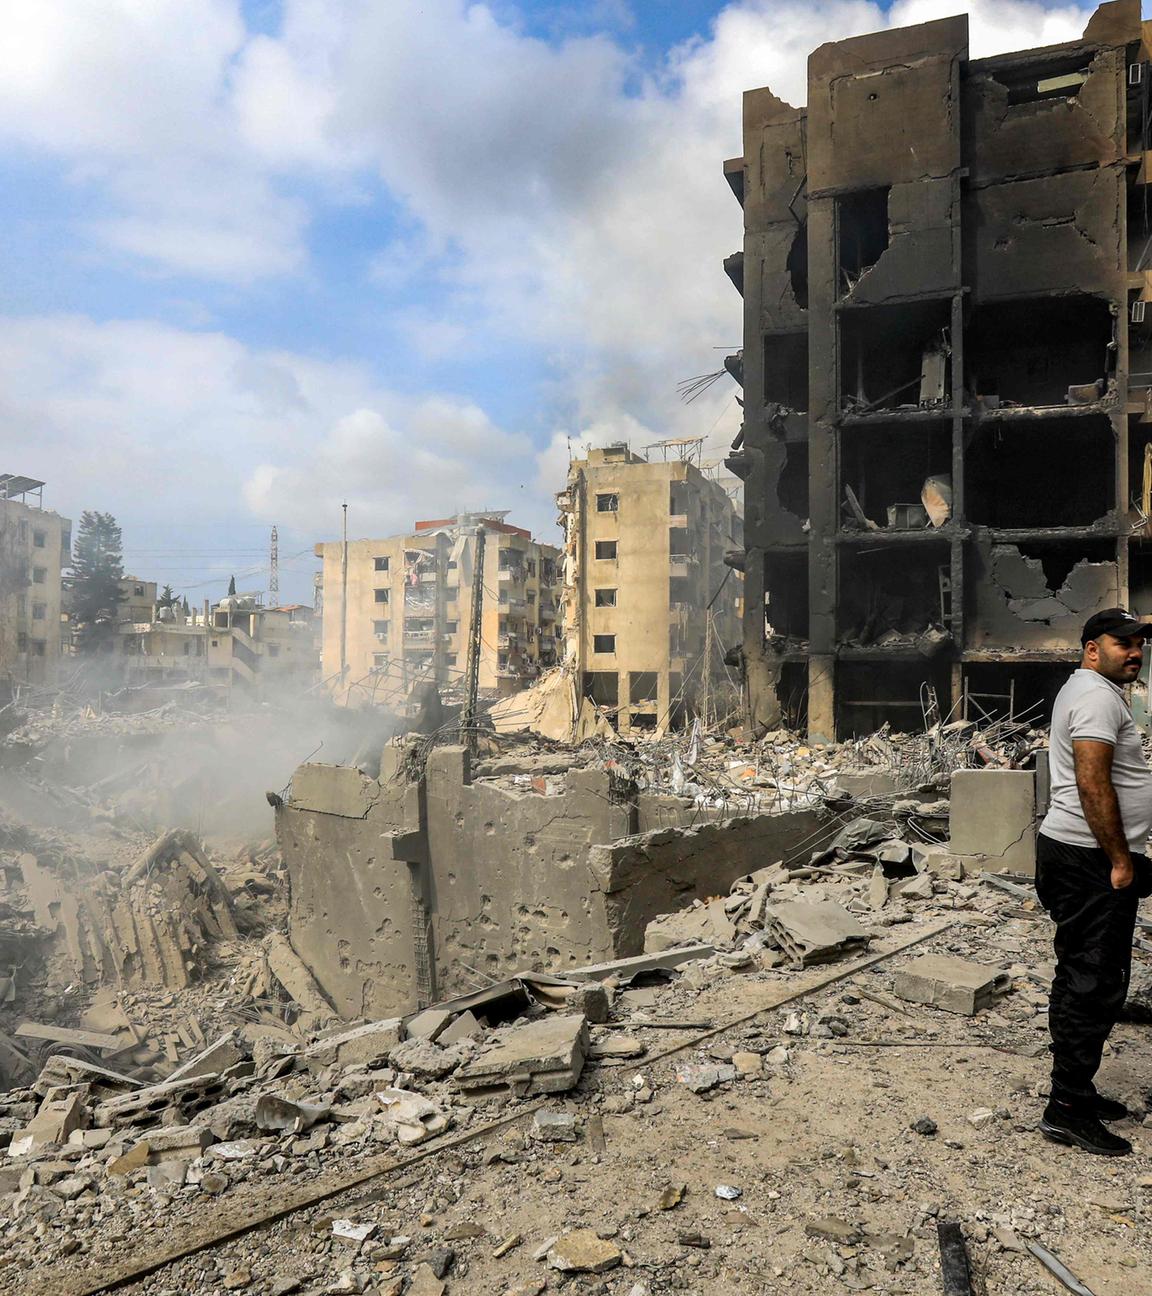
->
xmin=10 ymin=846 xmax=1150 ymax=1296
xmin=422 ymin=714 xmax=1045 ymax=828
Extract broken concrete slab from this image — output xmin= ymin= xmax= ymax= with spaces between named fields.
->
xmin=168 ymin=1030 xmax=243 ymax=1083
xmin=304 ymin=1018 xmax=403 ymax=1071
xmin=893 ymin=954 xmax=1011 ymax=1016
xmin=949 ymin=770 xmax=1036 ymax=876
xmin=644 ymin=900 xmax=735 ymax=953
xmin=547 ymin=1230 xmax=623 ymax=1274
xmin=374 ymin=1089 xmax=451 ymax=1145
xmin=762 ymin=900 xmax=869 ymax=968
xmin=436 ymin=1010 xmax=484 ymax=1045
xmin=561 ymin=947 xmax=717 ymax=983
xmin=455 ymin=1014 xmax=589 ymax=1098
xmin=404 ymin=1008 xmax=454 ymax=1042
xmin=14 ymin=1022 xmax=121 ymax=1052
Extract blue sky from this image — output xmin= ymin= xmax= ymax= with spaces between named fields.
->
xmin=0 ymin=0 xmax=1094 ymax=603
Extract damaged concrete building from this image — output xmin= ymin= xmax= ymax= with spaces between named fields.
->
xmin=0 ymin=475 xmax=70 ymax=690
xmin=316 ymin=514 xmax=561 ymax=707
xmin=728 ymin=0 xmax=1152 ymax=740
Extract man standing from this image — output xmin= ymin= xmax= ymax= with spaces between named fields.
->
xmin=1036 ymin=608 xmax=1152 ymax=1156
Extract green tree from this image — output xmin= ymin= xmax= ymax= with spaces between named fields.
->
xmin=156 ymin=583 xmax=179 ymax=610
xmin=227 ymin=574 xmax=237 ymax=596
xmin=181 ymin=596 xmax=190 ymax=616
xmin=67 ymin=511 xmax=124 ymax=652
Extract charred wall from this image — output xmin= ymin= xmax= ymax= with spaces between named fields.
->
xmin=731 ymin=0 xmax=1147 ymax=739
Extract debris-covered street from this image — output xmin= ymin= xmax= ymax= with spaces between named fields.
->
xmin=6 ymin=2 xmax=1152 ymax=1294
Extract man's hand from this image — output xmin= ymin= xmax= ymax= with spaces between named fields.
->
xmin=1111 ymin=856 xmax=1135 ymax=890
xmin=1074 ymin=739 xmax=1133 ymax=889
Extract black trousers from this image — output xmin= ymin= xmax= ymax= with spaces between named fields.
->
xmin=1035 ymin=833 xmax=1141 ymax=1107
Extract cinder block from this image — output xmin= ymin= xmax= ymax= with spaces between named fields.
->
xmin=949 ymin=769 xmax=1036 ymax=876
xmin=893 ymin=954 xmax=1010 ymax=1016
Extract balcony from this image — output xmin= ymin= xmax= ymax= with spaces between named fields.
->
xmin=404 ymin=628 xmax=435 ymax=643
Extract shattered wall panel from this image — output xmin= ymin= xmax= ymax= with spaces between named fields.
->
xmin=964 ymin=49 xmax=1126 ymax=186
xmin=968 ymin=539 xmax=1119 ymax=648
xmin=966 ymin=169 xmax=1123 ymax=301
xmin=807 ymin=17 xmax=967 ymax=193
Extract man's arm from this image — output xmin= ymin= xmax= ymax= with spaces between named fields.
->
xmin=1073 ymin=739 xmax=1134 ymax=889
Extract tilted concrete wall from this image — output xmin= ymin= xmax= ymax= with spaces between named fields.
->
xmin=590 ymin=811 xmax=840 ymax=955
xmin=276 ymin=746 xmax=835 ymax=1019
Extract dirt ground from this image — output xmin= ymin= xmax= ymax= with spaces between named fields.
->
xmin=40 ymin=903 xmax=1149 ymax=1296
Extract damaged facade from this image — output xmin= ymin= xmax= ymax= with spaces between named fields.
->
xmin=729 ymin=0 xmax=1152 ymax=740
xmin=556 ymin=446 xmax=743 ymax=733
xmin=0 ymin=476 xmax=70 ymax=690
xmin=316 ymin=514 xmax=561 ymax=707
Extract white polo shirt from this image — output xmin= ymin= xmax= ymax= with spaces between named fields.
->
xmin=1041 ymin=668 xmax=1152 ymax=851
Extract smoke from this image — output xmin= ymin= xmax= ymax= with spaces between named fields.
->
xmin=3 ymin=688 xmax=402 ymax=847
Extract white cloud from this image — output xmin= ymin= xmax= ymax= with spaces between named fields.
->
xmin=0 ymin=315 xmax=543 ymax=549
xmin=0 ymin=0 xmax=1099 ymax=566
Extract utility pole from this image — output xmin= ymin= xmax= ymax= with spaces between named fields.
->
xmin=339 ymin=503 xmax=348 ymax=691
xmin=461 ymin=525 xmax=486 ymax=746
xmin=268 ymin=525 xmax=279 ymax=603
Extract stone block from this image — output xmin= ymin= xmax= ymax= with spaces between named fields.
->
xmin=304 ymin=1019 xmax=403 ymax=1071
xmin=455 ymin=1014 xmax=589 ymax=1098
xmin=168 ymin=1031 xmax=243 ymax=1083
xmin=949 ymin=769 xmax=1036 ymax=876
xmin=893 ymin=954 xmax=1010 ymax=1016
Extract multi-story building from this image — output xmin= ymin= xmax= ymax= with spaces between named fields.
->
xmin=727 ymin=1 xmax=1152 ymax=740
xmin=0 ymin=475 xmax=71 ymax=688
xmin=556 ymin=446 xmax=743 ymax=732
xmin=316 ymin=514 xmax=561 ymax=707
xmin=207 ymin=596 xmax=318 ymax=699
xmin=118 ymin=576 xmax=157 ymax=627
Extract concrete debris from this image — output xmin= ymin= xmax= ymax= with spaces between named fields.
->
xmin=893 ymin=954 xmax=1011 ymax=1016
xmin=762 ymin=900 xmax=870 ymax=968
xmin=547 ymin=1230 xmax=623 ymax=1274
xmin=455 ymin=1014 xmax=589 ymax=1098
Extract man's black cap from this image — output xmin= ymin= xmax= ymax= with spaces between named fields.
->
xmin=1081 ymin=607 xmax=1152 ymax=646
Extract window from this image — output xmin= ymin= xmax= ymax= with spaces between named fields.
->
xmin=30 ymin=640 xmax=45 ymax=656
xmin=32 ymin=567 xmax=46 ymax=584
xmin=498 ymin=652 xmax=509 ymax=670
xmin=527 ymin=559 xmax=537 ymax=576
xmin=526 ymin=590 xmax=536 ymax=603
xmin=373 ymin=619 xmax=389 ymax=636
xmin=594 ymin=540 xmax=617 ymax=560
xmin=31 ymin=603 xmax=46 ymax=621
xmin=134 ymin=583 xmax=145 ymax=596
xmin=593 ymin=634 xmax=616 ymax=654
xmin=596 ymin=493 xmax=619 ymax=512
xmin=445 ymin=653 xmax=458 ymax=667
xmin=374 ymin=588 xmax=389 ymax=604
xmin=374 ymin=556 xmax=390 ymax=571
xmin=445 ymin=621 xmax=458 ymax=634
xmin=267 ymin=644 xmax=280 ymax=658
xmin=446 ymin=587 xmax=458 ymax=601
xmin=595 ymin=588 xmax=617 ymax=607
xmin=447 ymin=560 xmax=458 ymax=570
xmin=16 ymin=632 xmax=27 ymax=651
xmin=211 ymin=638 xmax=219 ymax=647
xmin=499 ymin=589 xmax=508 ymax=604
xmin=630 ymin=671 xmax=659 ymax=704
xmin=32 ymin=530 xmax=46 ymax=548
xmin=373 ymin=653 xmax=389 ymax=669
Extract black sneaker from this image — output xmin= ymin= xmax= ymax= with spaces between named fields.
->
xmin=1093 ymin=1095 xmax=1129 ymax=1122
xmin=1040 ymin=1101 xmax=1132 ymax=1156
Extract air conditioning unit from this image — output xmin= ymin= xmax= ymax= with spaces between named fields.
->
xmin=1133 ymin=300 xmax=1147 ymax=325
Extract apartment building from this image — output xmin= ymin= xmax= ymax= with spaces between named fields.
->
xmin=316 ymin=514 xmax=561 ymax=707
xmin=0 ymin=475 xmax=71 ymax=688
xmin=727 ymin=0 xmax=1152 ymax=740
xmin=207 ymin=596 xmax=318 ymax=698
xmin=118 ymin=577 xmax=157 ymax=627
xmin=557 ymin=446 xmax=743 ymax=732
